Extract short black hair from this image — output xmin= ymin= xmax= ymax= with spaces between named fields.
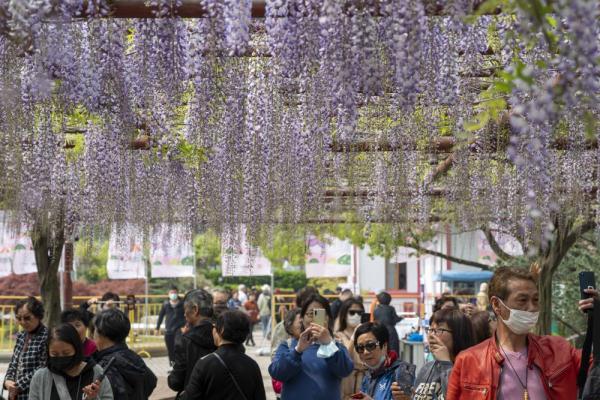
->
xmin=301 ymin=294 xmax=333 ymax=331
xmin=341 ymin=289 xmax=353 ymax=296
xmin=337 ymin=298 xmax=365 ymax=332
xmin=15 ymin=296 xmax=44 ymax=319
xmin=283 ymin=308 xmax=302 ymax=336
xmin=169 ymin=285 xmax=178 ymax=292
xmin=431 ymin=308 xmax=475 ymax=359
xmin=101 ymin=292 xmax=120 ymax=302
xmin=433 ymin=296 xmax=459 ymax=313
xmin=61 ymin=308 xmax=92 ymax=327
xmin=376 ymin=291 xmax=392 ymax=305
xmin=184 ymin=289 xmax=213 ymax=318
xmin=216 ymin=310 xmax=250 ymax=344
xmin=353 ymin=322 xmax=389 ymax=350
xmin=49 ymin=323 xmax=83 ymax=362
xmin=295 ymin=286 xmax=319 ymax=308
xmin=93 ymin=308 xmax=130 ymax=343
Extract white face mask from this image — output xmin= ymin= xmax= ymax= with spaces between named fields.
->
xmin=169 ymin=293 xmax=178 ymax=301
xmin=365 ymin=354 xmax=386 ymax=371
xmin=497 ymin=298 xmax=538 ymax=335
xmin=347 ymin=314 xmax=362 ymax=327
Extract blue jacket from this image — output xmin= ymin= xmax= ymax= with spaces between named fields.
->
xmin=360 ymin=359 xmax=416 ymax=400
xmin=269 ymin=339 xmax=354 ymax=400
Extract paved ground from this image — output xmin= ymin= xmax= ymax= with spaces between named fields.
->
xmin=0 ymin=329 xmax=277 ymax=400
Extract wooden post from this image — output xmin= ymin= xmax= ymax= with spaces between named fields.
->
xmin=63 ymin=241 xmax=74 ymax=310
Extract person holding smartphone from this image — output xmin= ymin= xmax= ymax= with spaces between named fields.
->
xmin=352 ymin=322 xmax=415 ymax=400
xmin=410 ymin=309 xmax=474 ymax=400
xmin=268 ymin=294 xmax=354 ymax=400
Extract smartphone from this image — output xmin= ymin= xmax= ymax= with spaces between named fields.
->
xmin=361 ymin=312 xmax=371 ymax=324
xmin=313 ymin=308 xmax=326 ymax=327
xmin=579 ymin=271 xmax=596 ymax=300
xmin=350 ymin=393 xmax=365 ymax=399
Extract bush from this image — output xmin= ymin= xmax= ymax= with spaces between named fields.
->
xmin=203 ymin=269 xmax=308 ymax=291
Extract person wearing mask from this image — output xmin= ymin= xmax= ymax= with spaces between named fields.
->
xmin=272 ymin=309 xmax=302 ymax=399
xmin=238 ymin=284 xmax=249 ymax=305
xmin=269 ymin=294 xmax=354 ymax=400
xmin=331 ymin=289 xmax=353 ymax=321
xmin=353 ymin=322 xmax=416 ymax=400
xmin=212 ymin=288 xmax=230 ymax=318
xmin=335 ymin=299 xmax=368 ymax=400
xmin=182 ymin=310 xmax=266 ymax=400
xmin=447 ymin=267 xmax=598 ymax=400
xmin=61 ymin=309 xmax=97 ymax=357
xmin=258 ymin=285 xmax=272 ymax=340
xmin=228 ymin=291 xmax=242 ymax=310
xmin=373 ymin=292 xmax=402 ymax=355
xmin=4 ymin=296 xmax=49 ymax=400
xmin=156 ymin=286 xmax=185 ymax=365
xmin=28 ymin=324 xmax=112 ymax=400
xmin=244 ymin=292 xmax=260 ymax=346
xmin=93 ymin=309 xmax=157 ymax=400
xmin=168 ymin=289 xmax=217 ymax=396
xmin=410 ymin=309 xmax=474 ymax=400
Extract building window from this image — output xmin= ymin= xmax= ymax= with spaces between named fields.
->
xmin=386 ymin=261 xmax=407 ymax=290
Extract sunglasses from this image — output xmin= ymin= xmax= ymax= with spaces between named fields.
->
xmin=355 ymin=341 xmax=380 ymax=354
xmin=348 ymin=310 xmax=363 ymax=316
xmin=16 ymin=315 xmax=33 ymax=322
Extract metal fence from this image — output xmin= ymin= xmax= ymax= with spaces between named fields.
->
xmin=0 ymin=296 xmax=169 ymax=352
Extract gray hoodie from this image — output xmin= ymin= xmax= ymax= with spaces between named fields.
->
xmin=412 ymin=360 xmax=452 ymax=400
xmin=28 ymin=364 xmax=113 ymax=400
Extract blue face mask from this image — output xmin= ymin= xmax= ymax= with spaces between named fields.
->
xmin=366 ymin=354 xmax=387 ymax=371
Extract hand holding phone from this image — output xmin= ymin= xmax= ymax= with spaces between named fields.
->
xmin=350 ymin=393 xmax=365 ymax=399
xmin=295 ymin=327 xmax=312 ymax=353
xmin=579 ymin=272 xmax=597 ymax=314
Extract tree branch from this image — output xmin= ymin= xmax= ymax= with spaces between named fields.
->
xmin=481 ymin=226 xmax=514 ymax=261
xmin=413 ymin=246 xmax=492 ymax=270
xmin=553 ymin=313 xmax=583 ymax=337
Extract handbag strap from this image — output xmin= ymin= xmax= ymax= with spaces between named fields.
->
xmin=212 ymin=352 xmax=249 ymax=400
xmin=578 ymin=298 xmax=600 ymax=395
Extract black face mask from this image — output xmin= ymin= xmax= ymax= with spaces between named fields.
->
xmin=48 ymin=355 xmax=81 ymax=374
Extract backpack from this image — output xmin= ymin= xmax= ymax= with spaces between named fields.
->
xmin=578 ymin=298 xmax=600 ymax=400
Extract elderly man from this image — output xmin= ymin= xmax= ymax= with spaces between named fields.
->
xmin=168 ymin=289 xmax=217 ymax=396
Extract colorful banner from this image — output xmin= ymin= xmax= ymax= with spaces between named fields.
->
xmin=305 ymin=235 xmax=352 ymax=278
xmin=107 ymin=226 xmax=146 ymax=280
xmin=221 ymin=226 xmax=272 ymax=277
xmin=150 ymin=226 xmax=195 ymax=278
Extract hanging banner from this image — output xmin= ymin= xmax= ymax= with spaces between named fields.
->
xmin=107 ymin=226 xmax=146 ymax=279
xmin=150 ymin=226 xmax=195 ymax=278
xmin=221 ymin=226 xmax=272 ymax=277
xmin=0 ymin=227 xmax=13 ymax=277
xmin=305 ymin=235 xmax=352 ymax=278
xmin=12 ymin=233 xmax=38 ymax=275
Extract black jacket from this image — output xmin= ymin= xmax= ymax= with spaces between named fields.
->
xmin=168 ymin=319 xmax=217 ymax=393
xmin=374 ymin=305 xmax=402 ymax=354
xmin=182 ymin=344 xmax=266 ymax=400
xmin=330 ymin=299 xmax=342 ymax=320
xmin=157 ymin=300 xmax=186 ymax=334
xmin=93 ymin=342 xmax=157 ymax=400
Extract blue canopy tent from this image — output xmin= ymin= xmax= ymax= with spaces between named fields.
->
xmin=433 ymin=270 xmax=493 ymax=282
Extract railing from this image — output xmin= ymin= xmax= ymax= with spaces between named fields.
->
xmin=0 ymin=296 xmax=170 ymax=352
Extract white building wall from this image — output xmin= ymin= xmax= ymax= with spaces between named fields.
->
xmin=356 ymin=245 xmax=386 ymax=293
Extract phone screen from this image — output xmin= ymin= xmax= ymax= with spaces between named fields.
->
xmin=313 ymin=308 xmax=326 ymax=327
xmin=579 ymin=271 xmax=596 ymax=300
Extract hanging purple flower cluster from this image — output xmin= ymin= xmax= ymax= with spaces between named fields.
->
xmin=0 ymin=0 xmax=596 ymax=259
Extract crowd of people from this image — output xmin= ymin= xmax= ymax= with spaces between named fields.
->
xmin=1 ymin=266 xmax=597 ymax=400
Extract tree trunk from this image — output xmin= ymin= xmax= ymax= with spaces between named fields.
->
xmin=31 ymin=215 xmax=65 ymax=328
xmin=535 ymin=260 xmax=554 ymax=335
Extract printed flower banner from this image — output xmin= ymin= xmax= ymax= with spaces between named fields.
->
xmin=107 ymin=226 xmax=146 ymax=280
xmin=305 ymin=235 xmax=352 ymax=278
xmin=150 ymin=225 xmax=195 ymax=278
xmin=221 ymin=226 xmax=272 ymax=277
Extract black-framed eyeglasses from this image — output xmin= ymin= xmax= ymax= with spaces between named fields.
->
xmin=355 ymin=341 xmax=380 ymax=354
xmin=425 ymin=328 xmax=452 ymax=335
xmin=348 ymin=310 xmax=363 ymax=316
xmin=16 ymin=315 xmax=33 ymax=322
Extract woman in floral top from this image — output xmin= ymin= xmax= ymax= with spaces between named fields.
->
xmin=4 ymin=296 xmax=49 ymax=400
